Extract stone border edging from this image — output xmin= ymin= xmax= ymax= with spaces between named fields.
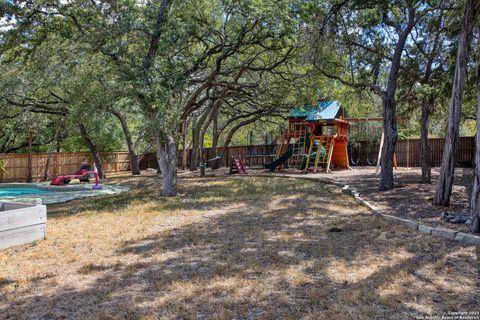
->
xmin=250 ymin=172 xmax=480 ymax=246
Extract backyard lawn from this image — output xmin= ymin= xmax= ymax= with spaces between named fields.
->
xmin=0 ymin=174 xmax=478 ymax=319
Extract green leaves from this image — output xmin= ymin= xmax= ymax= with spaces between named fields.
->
xmin=4 ymin=0 xmax=465 ymax=152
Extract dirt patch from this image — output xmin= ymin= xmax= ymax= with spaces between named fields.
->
xmin=256 ymin=166 xmax=475 ymax=234
xmin=0 ymin=175 xmax=478 ymax=319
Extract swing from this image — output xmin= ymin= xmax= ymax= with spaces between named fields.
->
xmin=347 ymin=118 xmax=383 ymax=166
xmin=365 ymin=121 xmax=382 ymax=166
xmin=366 ymin=148 xmax=377 ymax=165
xmin=348 ymin=121 xmax=362 ymax=166
xmin=349 ymin=143 xmax=360 ymax=166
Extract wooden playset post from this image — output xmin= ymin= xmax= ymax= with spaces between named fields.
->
xmin=325 ymin=137 xmax=335 ymax=173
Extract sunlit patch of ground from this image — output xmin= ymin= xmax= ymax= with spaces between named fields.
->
xmin=0 ymin=174 xmax=478 ymax=319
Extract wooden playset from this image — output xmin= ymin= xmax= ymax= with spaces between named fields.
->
xmin=265 ymin=101 xmax=350 ymax=173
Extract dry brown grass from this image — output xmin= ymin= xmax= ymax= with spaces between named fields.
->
xmin=0 ymin=174 xmax=478 ymax=319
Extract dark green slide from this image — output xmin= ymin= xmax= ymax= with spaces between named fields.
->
xmin=265 ymin=145 xmax=294 ymax=172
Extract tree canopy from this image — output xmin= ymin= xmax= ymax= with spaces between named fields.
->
xmin=1 ymin=0 xmax=478 ymax=196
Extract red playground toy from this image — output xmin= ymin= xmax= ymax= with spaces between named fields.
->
xmin=230 ymin=157 xmax=247 ymax=174
xmin=50 ymin=164 xmax=102 ymax=189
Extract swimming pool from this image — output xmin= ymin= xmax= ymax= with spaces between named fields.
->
xmin=0 ymin=188 xmax=52 ymax=197
xmin=0 ymin=183 xmax=129 ymax=204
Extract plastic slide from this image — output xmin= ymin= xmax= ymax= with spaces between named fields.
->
xmin=264 ymin=145 xmax=294 ymax=172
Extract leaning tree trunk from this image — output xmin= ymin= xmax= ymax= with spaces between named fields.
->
xmin=155 ymin=134 xmax=177 ymax=196
xmin=189 ymin=106 xmax=211 ymax=170
xmin=420 ymin=97 xmax=433 ymax=183
xmin=222 ymin=115 xmax=263 ymax=150
xmin=79 ymin=124 xmax=106 ymax=179
xmin=434 ymin=0 xmax=479 ymax=206
xmin=112 ymin=111 xmax=140 ymax=175
xmin=469 ymin=30 xmax=480 ymax=234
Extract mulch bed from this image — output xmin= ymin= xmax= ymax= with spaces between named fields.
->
xmin=247 ymin=166 xmax=474 ymax=234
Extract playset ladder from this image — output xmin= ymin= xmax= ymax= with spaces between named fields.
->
xmin=305 ymin=136 xmax=335 ymax=173
xmin=288 ymin=122 xmax=308 ymax=169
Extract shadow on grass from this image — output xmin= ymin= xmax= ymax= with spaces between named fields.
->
xmin=2 ymin=176 xmax=479 ymax=319
xmin=269 ymin=168 xmax=473 ymax=233
xmin=47 ymin=176 xmax=328 ymax=217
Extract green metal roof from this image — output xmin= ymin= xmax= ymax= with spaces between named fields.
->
xmin=287 ymin=104 xmax=316 ymax=119
xmin=287 ymin=101 xmax=343 ymax=121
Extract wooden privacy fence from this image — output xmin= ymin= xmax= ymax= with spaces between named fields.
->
xmin=142 ymin=137 xmax=475 ymax=170
xmin=139 ymin=144 xmax=278 ymax=170
xmin=0 ymin=137 xmax=475 ymax=181
xmin=350 ymin=137 xmax=474 ymax=168
xmin=197 ymin=144 xmax=277 ymax=168
xmin=0 ymin=152 xmax=130 ymax=183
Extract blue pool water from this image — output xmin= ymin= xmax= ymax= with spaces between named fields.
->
xmin=0 ymin=188 xmax=52 ymax=197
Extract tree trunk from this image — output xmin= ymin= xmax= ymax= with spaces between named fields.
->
xmin=418 ymin=10 xmax=442 ymax=183
xmin=469 ymin=30 xmax=480 ymax=234
xmin=378 ymin=6 xmax=416 ymax=191
xmin=434 ymin=0 xmax=479 ymax=206
xmin=189 ymin=116 xmax=200 ymax=170
xmin=420 ymin=97 xmax=433 ymax=183
xmin=223 ymin=115 xmax=263 ymax=149
xmin=44 ymin=127 xmax=59 ymax=181
xmin=211 ymin=111 xmax=221 ymax=169
xmin=199 ymin=128 xmax=205 ymax=163
xmin=471 ymin=132 xmax=480 ymax=233
xmin=26 ymin=127 xmax=33 ymax=183
xmin=143 ymin=0 xmax=172 ymax=71
xmin=112 ymin=110 xmax=140 ymax=175
xmin=79 ymin=124 xmax=106 ymax=179
xmin=199 ymin=115 xmax=214 ymax=164
xmin=181 ymin=118 xmax=189 ymax=170
xmin=379 ymin=95 xmax=397 ymax=190
xmin=155 ymin=134 xmax=177 ymax=196
xmin=189 ymin=103 xmax=212 ymax=170
xmin=212 ymin=109 xmax=220 ymax=155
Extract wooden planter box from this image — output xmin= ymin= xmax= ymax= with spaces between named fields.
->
xmin=0 ymin=200 xmax=47 ymax=250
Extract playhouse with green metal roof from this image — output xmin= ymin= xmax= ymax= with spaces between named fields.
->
xmin=265 ymin=100 xmax=350 ymax=173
